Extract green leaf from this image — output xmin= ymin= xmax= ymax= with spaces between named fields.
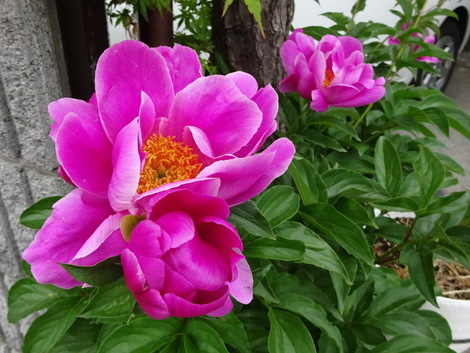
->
xmin=243 ymin=0 xmax=264 ymax=37
xmin=222 ymin=0 xmax=234 ymax=15
xmin=184 ymin=319 xmax=229 ymax=353
xmin=229 ymin=201 xmax=274 ymax=238
xmin=268 ymin=308 xmax=316 ymax=353
xmin=423 ymin=107 xmax=450 ymax=137
xmin=202 ymin=313 xmax=250 ymax=353
xmin=447 ymin=108 xmax=470 ymax=139
xmin=243 ymin=235 xmax=304 ymax=261
xmin=372 ymin=197 xmax=420 ymax=212
xmin=80 ymin=279 xmax=135 ymax=323
xmin=288 ymin=156 xmax=327 ymax=206
xmin=370 ymin=311 xmax=436 ymax=339
xmin=276 ymin=222 xmax=350 ymax=282
xmin=61 ymin=256 xmax=123 ymax=287
xmin=369 ymin=334 xmax=454 ymax=353
xmin=50 ymin=319 xmax=100 ymax=353
xmin=400 ymin=246 xmax=437 ymax=307
xmin=375 ymin=137 xmax=402 ymax=196
xmin=8 ymin=277 xmax=80 ymax=323
xmin=308 ymin=115 xmax=359 ymax=140
xmin=322 ymin=169 xmax=379 ymax=200
xmin=334 ymin=198 xmax=378 ymax=228
xmin=276 ymin=293 xmax=343 ymax=353
xmin=98 ymin=316 xmax=182 ymax=353
xmin=418 ymin=310 xmax=452 ymax=346
xmin=256 ymin=186 xmax=300 ymax=228
xmin=363 ymin=287 xmax=422 ymax=319
xmin=19 ymin=196 xmax=62 ymax=229
xmin=414 ymin=147 xmax=445 ymax=207
xmin=23 ymin=297 xmax=89 ymax=353
xmin=426 ymin=191 xmax=470 ymax=214
xmin=301 ymin=203 xmax=373 ymax=265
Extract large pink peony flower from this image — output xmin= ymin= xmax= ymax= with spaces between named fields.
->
xmin=279 ymin=29 xmax=386 ymax=112
xmin=122 ymin=187 xmax=253 ymax=319
xmin=23 ymin=40 xmax=294 ymax=288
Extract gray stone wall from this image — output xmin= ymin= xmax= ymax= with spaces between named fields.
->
xmin=0 ymin=0 xmax=71 ymax=351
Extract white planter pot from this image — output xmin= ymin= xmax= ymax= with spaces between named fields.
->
xmin=421 ymin=296 xmax=470 ymax=353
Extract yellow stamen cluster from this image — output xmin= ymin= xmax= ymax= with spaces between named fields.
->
xmin=137 ymin=134 xmax=202 ymax=194
xmin=323 ymin=69 xmax=335 ymax=87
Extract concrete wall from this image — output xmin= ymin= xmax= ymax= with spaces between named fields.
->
xmin=0 ymin=0 xmax=72 ymax=351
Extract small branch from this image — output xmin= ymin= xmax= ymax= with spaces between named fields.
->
xmin=443 ymin=289 xmax=470 ymax=296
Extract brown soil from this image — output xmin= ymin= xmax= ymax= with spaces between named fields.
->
xmin=374 ymin=219 xmax=470 ymax=300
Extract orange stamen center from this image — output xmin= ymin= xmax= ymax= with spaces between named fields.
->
xmin=137 ymin=134 xmax=202 ymax=194
xmin=323 ymin=69 xmax=335 ymax=87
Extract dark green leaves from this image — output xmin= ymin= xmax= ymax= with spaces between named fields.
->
xmin=414 ymin=147 xmax=445 ymax=207
xmin=257 ymin=186 xmax=300 ymax=228
xmin=229 ymin=201 xmax=274 ymax=238
xmin=61 ymin=256 xmax=123 ymax=287
xmin=370 ymin=334 xmax=454 ymax=353
xmin=375 ymin=137 xmax=402 ymax=196
xmin=301 ymin=203 xmax=373 ymax=265
xmin=8 ymin=278 xmax=80 ymax=323
xmin=98 ymin=316 xmax=182 ymax=353
xmin=268 ymin=308 xmax=317 ymax=353
xmin=20 ymin=196 xmax=62 ymax=229
xmin=288 ymin=156 xmax=327 ymax=205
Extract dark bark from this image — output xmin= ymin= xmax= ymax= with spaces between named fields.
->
xmin=212 ymin=0 xmax=294 ymax=88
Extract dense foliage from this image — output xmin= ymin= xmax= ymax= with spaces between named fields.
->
xmin=8 ymin=0 xmax=470 ymax=352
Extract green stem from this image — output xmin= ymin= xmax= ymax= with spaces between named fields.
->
xmin=353 ymin=103 xmax=373 ymax=129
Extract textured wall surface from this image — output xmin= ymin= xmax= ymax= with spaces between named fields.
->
xmin=0 ymin=0 xmax=71 ymax=351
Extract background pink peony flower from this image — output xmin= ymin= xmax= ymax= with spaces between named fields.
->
xmin=122 ymin=188 xmax=253 ymax=319
xmin=24 ymin=40 xmax=294 ymax=288
xmin=388 ymin=25 xmax=439 ymax=64
xmin=279 ymin=29 xmax=386 ymax=112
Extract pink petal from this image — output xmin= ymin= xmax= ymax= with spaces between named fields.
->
xmin=136 ymin=288 xmax=170 ymax=320
xmin=167 ymin=75 xmax=262 ymax=156
xmin=128 ymin=220 xmax=166 ymax=258
xmin=334 ymin=84 xmax=386 ymax=108
xmin=164 ymin=286 xmax=229 ymax=318
xmin=122 ymin=248 xmax=148 ymax=293
xmin=55 ymin=112 xmax=113 ymax=198
xmin=155 ymin=211 xmax=196 ymax=248
xmin=23 ymin=189 xmax=114 ymax=288
xmin=108 ymin=118 xmax=142 ymax=212
xmin=155 ymin=44 xmax=202 ymax=93
xmin=310 ymin=90 xmax=329 ymax=112
xmin=198 ymin=138 xmax=295 ymax=206
xmin=72 ymin=213 xmax=123 ymax=260
xmin=235 ymin=85 xmax=278 ymax=157
xmin=228 ymin=257 xmax=253 ymax=304
xmin=164 ymin=232 xmax=232 ymax=291
xmin=138 ymin=91 xmax=157 ymax=142
xmin=134 ymin=178 xmax=222 ymax=213
xmin=95 ymin=40 xmax=173 ymax=141
xmin=207 ymin=297 xmax=233 ymax=317
xmin=227 ymin=71 xmax=259 ymax=99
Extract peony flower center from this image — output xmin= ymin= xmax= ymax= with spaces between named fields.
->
xmin=323 ymin=69 xmax=335 ymax=87
xmin=137 ymin=134 xmax=202 ymax=194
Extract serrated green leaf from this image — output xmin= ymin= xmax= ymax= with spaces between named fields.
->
xmin=301 ymin=203 xmax=373 ymax=265
xmin=20 ymin=196 xmax=62 ymax=229
xmin=23 ymin=297 xmax=89 ymax=353
xmin=375 ymin=137 xmax=402 ymax=196
xmin=268 ymin=308 xmax=316 ymax=353
xmin=8 ymin=278 xmax=80 ymax=323
xmin=256 ymin=186 xmax=300 ymax=228
xmin=243 ymin=0 xmax=264 ymax=37
xmin=61 ymin=256 xmax=123 ymax=287
xmin=229 ymin=201 xmax=274 ymax=238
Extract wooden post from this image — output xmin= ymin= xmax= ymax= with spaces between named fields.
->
xmin=139 ymin=4 xmax=174 ymax=47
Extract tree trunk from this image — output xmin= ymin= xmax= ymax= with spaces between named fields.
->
xmin=212 ymin=0 xmax=294 ymax=88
